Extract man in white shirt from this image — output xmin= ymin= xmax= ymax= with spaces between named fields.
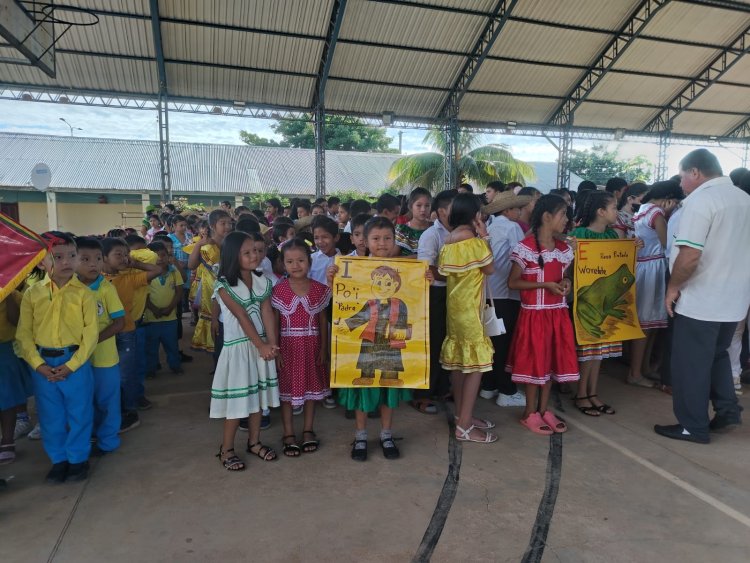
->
xmin=479 ymin=191 xmax=531 ymax=407
xmin=417 ymin=189 xmax=457 ymax=404
xmin=655 ymin=149 xmax=750 ymax=443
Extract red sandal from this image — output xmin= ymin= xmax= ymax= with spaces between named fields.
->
xmin=520 ymin=412 xmax=553 ymax=436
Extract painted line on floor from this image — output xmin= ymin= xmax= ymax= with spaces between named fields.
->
xmin=566 ymin=418 xmax=750 ymax=530
xmin=412 ymin=406 xmax=463 ymax=563
xmin=521 ymin=433 xmax=563 ymax=563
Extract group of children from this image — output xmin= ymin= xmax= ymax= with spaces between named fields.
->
xmin=3 ymin=175 xmax=747 ymax=480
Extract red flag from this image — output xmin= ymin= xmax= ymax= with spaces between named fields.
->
xmin=0 ymin=213 xmax=47 ymax=302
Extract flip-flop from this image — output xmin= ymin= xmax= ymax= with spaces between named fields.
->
xmin=520 ymin=412 xmax=554 ymax=436
xmin=541 ymin=411 xmax=567 ymax=433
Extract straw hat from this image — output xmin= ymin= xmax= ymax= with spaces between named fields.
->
xmin=482 ymin=191 xmax=532 ymax=215
xmin=294 ymin=215 xmax=314 ymax=231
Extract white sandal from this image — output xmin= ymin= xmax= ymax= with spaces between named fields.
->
xmin=454 ymin=416 xmax=496 ymax=429
xmin=455 ymin=424 xmax=498 ymax=443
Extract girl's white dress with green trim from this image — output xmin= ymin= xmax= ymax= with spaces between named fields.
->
xmin=209 ymin=274 xmax=280 ymax=419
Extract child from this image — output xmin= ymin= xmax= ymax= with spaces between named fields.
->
xmin=0 ymin=290 xmax=29 ymax=464
xmin=272 ymin=222 xmax=296 ymax=248
xmin=188 ymin=209 xmax=232 ymax=353
xmin=145 ymin=215 xmax=162 ymax=242
xmin=144 ymin=241 xmax=184 ymax=377
xmin=506 ymin=195 xmax=579 ymax=434
xmin=629 ymin=181 xmax=683 ymax=386
xmin=102 ymin=237 xmax=162 ymax=432
xmin=16 ymin=233 xmax=99 ymax=482
xmin=375 ymin=193 xmax=401 ymax=223
xmin=272 ymin=238 xmax=332 ymax=456
xmin=348 ymin=213 xmax=370 ymax=257
xmin=614 ymin=183 xmax=649 ymax=239
xmin=569 ymin=191 xmax=623 ymax=413
xmin=309 ymin=216 xmax=340 ymax=284
xmin=76 ymin=237 xmax=125 ymax=454
xmin=438 ymin=194 xmax=498 ymax=443
xmin=327 ymin=217 xmax=417 ymax=461
xmin=210 ymin=231 xmax=280 ymax=470
xmin=154 ymin=234 xmax=192 ymax=364
xmin=395 ymin=187 xmax=432 ymax=256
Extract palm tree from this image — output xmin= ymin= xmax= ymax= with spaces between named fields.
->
xmin=387 ymin=127 xmax=535 ymax=192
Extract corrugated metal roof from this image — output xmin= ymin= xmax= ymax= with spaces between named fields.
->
xmin=0 ymin=133 xmax=401 ymax=196
xmin=670 ymin=111 xmax=749 ymax=137
xmin=0 ymin=0 xmax=748 ymax=137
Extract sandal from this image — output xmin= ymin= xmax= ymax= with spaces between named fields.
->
xmin=626 ymin=376 xmax=656 ymax=388
xmin=519 ymin=412 xmax=554 ymax=436
xmin=455 ymin=424 xmax=498 ymax=443
xmin=455 ymin=416 xmax=495 ymax=430
xmin=216 ymin=446 xmax=245 ymax=471
xmin=301 ymin=431 xmax=319 ymax=453
xmin=351 ymin=439 xmax=367 ymax=462
xmin=409 ymin=399 xmax=438 ymax=415
xmin=589 ymin=394 xmax=616 ymax=415
xmin=282 ymin=435 xmax=301 ymax=457
xmin=380 ymin=436 xmax=400 ymax=459
xmin=573 ymin=395 xmax=601 ymax=417
xmin=541 ymin=411 xmax=567 ymax=433
xmin=0 ymin=443 xmax=16 ymax=465
xmin=247 ymin=441 xmax=277 ymax=461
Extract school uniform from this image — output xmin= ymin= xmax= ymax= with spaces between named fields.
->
xmin=144 ymin=266 xmax=183 ymax=374
xmin=15 ymin=277 xmax=98 ymax=464
xmin=309 ymin=250 xmax=340 ymax=284
xmin=106 ymin=270 xmax=148 ymax=413
xmin=0 ymin=292 xmax=32 ymax=412
xmin=85 ymin=275 xmax=125 ymax=451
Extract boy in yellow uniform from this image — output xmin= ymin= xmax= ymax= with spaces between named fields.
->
xmin=15 ymin=232 xmax=99 ymax=483
xmin=102 ymin=237 xmax=162 ymax=433
xmin=76 ymin=237 xmax=125 ymax=454
xmin=144 ymin=241 xmax=184 ymax=377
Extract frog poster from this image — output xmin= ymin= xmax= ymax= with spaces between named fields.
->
xmin=330 ymin=256 xmax=430 ymax=389
xmin=573 ymin=239 xmax=645 ymax=345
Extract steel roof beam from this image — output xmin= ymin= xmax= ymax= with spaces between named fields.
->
xmin=677 ymin=0 xmax=750 ymax=14
xmin=439 ymin=0 xmax=518 ymax=119
xmin=644 ymin=22 xmax=750 ymax=132
xmin=548 ymin=0 xmax=669 ymax=126
xmin=314 ymin=0 xmax=347 ymax=107
xmin=725 ymin=117 xmax=750 ymax=138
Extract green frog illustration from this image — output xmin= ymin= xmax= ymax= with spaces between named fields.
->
xmin=576 ymin=264 xmax=635 ymax=338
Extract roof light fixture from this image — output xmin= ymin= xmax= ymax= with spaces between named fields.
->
xmin=211 ymin=106 xmax=223 ymax=115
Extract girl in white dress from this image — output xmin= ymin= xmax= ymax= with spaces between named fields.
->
xmin=629 ymin=181 xmax=684 ymax=386
xmin=210 ymin=231 xmax=280 ymax=471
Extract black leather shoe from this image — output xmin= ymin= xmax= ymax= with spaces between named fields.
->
xmin=380 ymin=437 xmax=400 ymax=460
xmin=709 ymin=416 xmax=741 ymax=433
xmin=66 ymin=461 xmax=89 ymax=482
xmin=351 ymin=440 xmax=367 ymax=462
xmin=654 ymin=424 xmax=709 ymax=444
xmin=46 ymin=462 xmax=69 ymax=484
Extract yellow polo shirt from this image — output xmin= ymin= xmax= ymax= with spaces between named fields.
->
xmin=105 ymin=270 xmax=148 ymax=332
xmin=85 ymin=275 xmax=125 ymax=368
xmin=16 ymin=276 xmax=98 ymax=371
xmin=143 ymin=267 xmax=183 ymax=323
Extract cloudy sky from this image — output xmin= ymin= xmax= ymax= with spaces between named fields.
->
xmin=0 ymin=98 xmax=745 ymax=179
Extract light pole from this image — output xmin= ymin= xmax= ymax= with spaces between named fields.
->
xmin=59 ymin=117 xmax=82 ymax=137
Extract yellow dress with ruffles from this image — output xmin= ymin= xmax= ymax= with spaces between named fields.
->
xmin=190 ymin=243 xmax=220 ymax=352
xmin=438 ymin=237 xmax=494 ymax=373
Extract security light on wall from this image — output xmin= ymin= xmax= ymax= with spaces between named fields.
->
xmin=382 ymin=112 xmax=394 ymax=126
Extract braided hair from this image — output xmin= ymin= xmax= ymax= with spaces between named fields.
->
xmin=578 ymin=191 xmax=616 ymax=228
xmin=529 ymin=194 xmax=567 ymax=270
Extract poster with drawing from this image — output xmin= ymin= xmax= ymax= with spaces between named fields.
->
xmin=573 ymin=239 xmax=645 ymax=345
xmin=331 ymin=256 xmax=430 ymax=389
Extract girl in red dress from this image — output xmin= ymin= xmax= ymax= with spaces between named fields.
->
xmin=271 ymin=238 xmax=332 ymax=456
xmin=506 ymin=195 xmax=579 ymax=435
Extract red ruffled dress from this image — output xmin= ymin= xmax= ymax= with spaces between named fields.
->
xmin=271 ymin=279 xmax=332 ymax=406
xmin=505 ymin=236 xmax=580 ymax=385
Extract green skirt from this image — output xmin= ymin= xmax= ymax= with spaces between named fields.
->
xmin=338 ymin=387 xmax=412 ymax=412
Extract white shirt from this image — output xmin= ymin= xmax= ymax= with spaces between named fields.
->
xmin=417 ymin=220 xmax=450 ymax=287
xmin=309 ymin=249 xmax=340 ymax=284
xmin=670 ymin=176 xmax=750 ymax=322
xmin=665 ymin=206 xmax=683 ymax=260
xmin=486 ymin=215 xmax=523 ymax=300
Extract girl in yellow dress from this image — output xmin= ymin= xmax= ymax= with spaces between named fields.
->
xmin=188 ymin=210 xmax=233 ymax=352
xmin=438 ymin=193 xmax=498 ymax=444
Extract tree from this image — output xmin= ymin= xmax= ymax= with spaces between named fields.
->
xmin=240 ymin=115 xmax=396 ymax=152
xmin=568 ymin=144 xmax=653 ymax=185
xmin=387 ymin=127 xmax=534 ymax=192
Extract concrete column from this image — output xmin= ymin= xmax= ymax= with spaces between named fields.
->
xmin=141 ymin=193 xmax=150 ymax=214
xmin=234 ymin=195 xmax=244 ymax=209
xmin=46 ymin=191 xmax=58 ymax=231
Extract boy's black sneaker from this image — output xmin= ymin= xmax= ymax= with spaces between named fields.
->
xmin=66 ymin=461 xmax=89 ymax=482
xmin=46 ymin=462 xmax=69 ymax=484
xmin=119 ymin=411 xmax=141 ymax=433
xmin=138 ymin=397 xmax=153 ymax=411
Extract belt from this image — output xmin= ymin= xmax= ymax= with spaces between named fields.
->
xmin=39 ymin=345 xmax=79 ymax=357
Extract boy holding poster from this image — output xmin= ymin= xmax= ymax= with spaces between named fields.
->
xmin=327 ymin=217 xmax=432 ymax=462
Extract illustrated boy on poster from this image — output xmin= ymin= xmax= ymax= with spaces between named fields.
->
xmin=336 ymin=265 xmax=412 ymax=386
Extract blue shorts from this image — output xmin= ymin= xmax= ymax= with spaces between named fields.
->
xmin=0 ymin=341 xmax=32 ymax=410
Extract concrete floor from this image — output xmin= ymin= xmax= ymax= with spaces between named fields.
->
xmin=2 ymin=330 xmax=749 ymax=563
